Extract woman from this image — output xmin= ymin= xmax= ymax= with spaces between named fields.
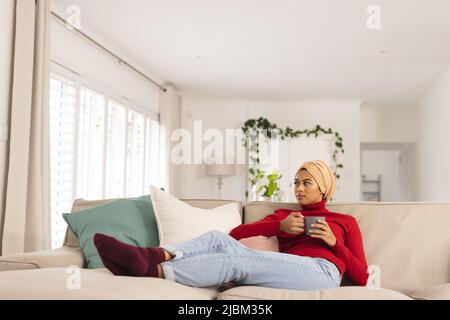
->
xmin=94 ymin=160 xmax=369 ymax=290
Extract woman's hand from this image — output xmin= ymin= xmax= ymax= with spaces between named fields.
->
xmin=280 ymin=212 xmax=305 ymax=235
xmin=310 ymin=219 xmax=337 ymax=247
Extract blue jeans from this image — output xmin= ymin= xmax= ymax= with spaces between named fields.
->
xmin=161 ymin=230 xmax=341 ymax=291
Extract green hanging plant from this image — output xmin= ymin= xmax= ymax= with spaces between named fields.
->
xmin=242 ymin=117 xmax=345 ymax=200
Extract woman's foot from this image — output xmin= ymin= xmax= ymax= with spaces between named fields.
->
xmin=100 ymin=256 xmax=132 ymax=277
xmin=93 ymin=233 xmax=166 ymax=277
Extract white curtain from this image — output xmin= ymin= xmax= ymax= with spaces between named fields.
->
xmin=159 ymin=86 xmax=181 ymax=197
xmin=1 ymin=0 xmax=51 ymax=254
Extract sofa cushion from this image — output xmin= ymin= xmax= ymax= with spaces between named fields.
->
xmin=410 ymin=283 xmax=450 ymax=300
xmin=0 ymin=268 xmax=219 ymax=300
xmin=63 ymin=195 xmax=159 ymax=268
xmin=218 ymin=285 xmax=412 ymax=300
xmin=244 ymin=201 xmax=450 ymax=295
xmin=150 ymin=186 xmax=241 ymax=245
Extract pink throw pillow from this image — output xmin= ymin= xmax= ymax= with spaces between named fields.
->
xmin=239 ymin=236 xmax=279 ymax=252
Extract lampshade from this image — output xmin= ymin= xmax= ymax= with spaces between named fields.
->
xmin=205 ymin=163 xmax=235 ymax=176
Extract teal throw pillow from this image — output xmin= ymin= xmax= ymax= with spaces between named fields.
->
xmin=63 ymin=195 xmax=159 ymax=269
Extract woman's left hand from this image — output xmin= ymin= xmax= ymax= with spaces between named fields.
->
xmin=310 ymin=220 xmax=337 ymax=247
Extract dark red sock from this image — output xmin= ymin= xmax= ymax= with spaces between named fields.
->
xmin=100 ymin=256 xmax=132 ymax=277
xmin=93 ymin=233 xmax=166 ymax=277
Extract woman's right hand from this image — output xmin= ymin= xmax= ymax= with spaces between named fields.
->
xmin=280 ymin=212 xmax=305 ymax=235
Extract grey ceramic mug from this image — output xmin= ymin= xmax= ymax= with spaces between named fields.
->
xmin=304 ymin=216 xmax=326 ymax=236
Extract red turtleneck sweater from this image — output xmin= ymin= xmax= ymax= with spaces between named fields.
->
xmin=229 ymin=200 xmax=369 ymax=286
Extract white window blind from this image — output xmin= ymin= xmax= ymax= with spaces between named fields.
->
xmin=105 ymin=100 xmax=127 ymax=198
xmin=49 ymin=72 xmax=161 ymax=248
xmin=78 ymin=87 xmax=106 ymax=200
xmin=49 ymin=76 xmax=77 ymax=249
xmin=126 ymin=110 xmax=146 ymax=197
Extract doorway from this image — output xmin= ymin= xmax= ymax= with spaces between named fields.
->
xmin=361 ymin=143 xmax=415 ymax=202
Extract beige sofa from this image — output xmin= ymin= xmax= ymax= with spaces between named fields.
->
xmin=0 ymin=199 xmax=449 ymax=300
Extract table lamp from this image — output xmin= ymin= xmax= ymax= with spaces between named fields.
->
xmin=205 ymin=163 xmax=235 ymax=199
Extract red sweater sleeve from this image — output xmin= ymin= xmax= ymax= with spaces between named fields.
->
xmin=331 ymin=218 xmax=369 ymax=286
xmin=229 ymin=210 xmax=282 ymax=240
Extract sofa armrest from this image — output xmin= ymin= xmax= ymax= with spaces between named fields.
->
xmin=0 ymin=246 xmax=85 ymax=272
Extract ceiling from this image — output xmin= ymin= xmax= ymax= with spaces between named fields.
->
xmin=51 ymin=0 xmax=450 ymax=107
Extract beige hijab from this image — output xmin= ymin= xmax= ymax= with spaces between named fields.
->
xmin=296 ymin=160 xmax=336 ymax=201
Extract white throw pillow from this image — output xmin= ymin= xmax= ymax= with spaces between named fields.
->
xmin=150 ymin=186 xmax=242 ymax=246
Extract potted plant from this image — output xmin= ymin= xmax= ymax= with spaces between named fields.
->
xmin=259 ymin=170 xmax=283 ymax=202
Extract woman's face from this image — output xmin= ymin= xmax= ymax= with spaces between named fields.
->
xmin=294 ymin=169 xmax=324 ymax=206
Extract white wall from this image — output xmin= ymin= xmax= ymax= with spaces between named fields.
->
xmin=179 ymin=99 xmax=249 ymax=202
xmin=0 ymin=0 xmax=15 ymax=254
xmin=416 ymin=66 xmax=450 ymax=201
xmin=179 ymin=98 xmax=361 ymax=202
xmin=50 ymin=18 xmax=160 ymax=115
xmin=360 ymin=105 xmax=418 ymax=143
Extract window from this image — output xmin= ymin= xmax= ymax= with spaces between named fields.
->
xmin=126 ymin=110 xmax=146 ymax=197
xmin=77 ymin=87 xmax=106 ymax=200
xmin=49 ymin=73 xmax=160 ymax=249
xmin=105 ymin=100 xmax=126 ymax=198
xmin=49 ymin=76 xmax=77 ymax=249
